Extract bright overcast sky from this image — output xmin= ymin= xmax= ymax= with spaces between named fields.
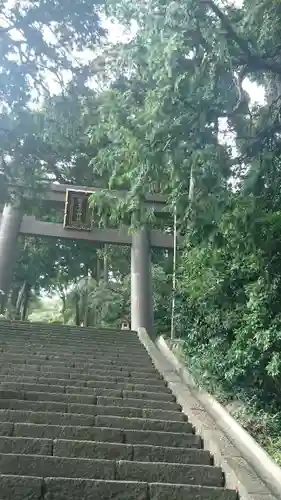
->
xmin=1 ymin=1 xmax=266 ymax=106
xmin=53 ymin=15 xmax=267 ymax=106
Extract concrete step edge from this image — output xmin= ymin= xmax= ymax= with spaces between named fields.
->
xmin=0 ymin=410 xmax=193 ymax=429
xmin=3 ymin=422 xmax=202 ymax=447
xmin=0 ymin=453 xmax=224 ymax=486
xmin=0 ymin=371 xmax=164 ymax=383
xmin=0 ymin=338 xmax=141 ymax=345
xmin=0 ymin=400 xmax=185 ymax=422
xmin=0 ymin=436 xmax=211 ymax=464
xmin=0 ymin=376 xmax=169 ymax=393
xmin=0 ymin=355 xmax=152 ymax=365
xmin=0 ymin=367 xmax=161 ymax=378
xmin=0 ymin=475 xmax=238 ymax=500
xmin=0 ymin=390 xmax=179 ymax=409
xmin=0 ymin=385 xmax=172 ymax=402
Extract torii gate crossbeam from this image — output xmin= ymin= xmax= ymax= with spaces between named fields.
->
xmin=0 ymin=185 xmax=174 ymax=335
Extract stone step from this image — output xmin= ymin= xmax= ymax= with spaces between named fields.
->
xmin=0 ymin=332 xmax=138 ymax=340
xmin=0 ymin=409 xmax=94 ymax=427
xmin=0 ymin=399 xmax=186 ymax=422
xmin=0 ymin=328 xmax=134 ymax=336
xmin=0 ymin=362 xmax=158 ymax=376
xmin=22 ymin=391 xmax=180 ymax=412
xmin=0 ymin=320 xmax=115 ymax=327
xmin=0 ymin=338 xmax=139 ymax=346
xmin=0 ymin=329 xmax=135 ymax=337
xmin=4 ymin=343 xmax=143 ymax=350
xmin=0 ymin=336 xmax=140 ymax=346
xmin=96 ymin=396 xmax=179 ymax=411
xmin=54 ymin=439 xmax=210 ymax=464
xmin=0 ymin=341 xmax=138 ymax=348
xmin=0 ymin=354 xmax=154 ymax=367
xmin=0 ymin=436 xmax=52 ymax=455
xmin=0 ymin=399 xmax=185 ymax=422
xmin=23 ymin=390 xmax=174 ymax=407
xmin=0 ymin=475 xmax=237 ymax=500
xmin=0 ymin=352 xmax=151 ymax=365
xmin=23 ymin=391 xmax=96 ymax=405
xmin=0 ymin=343 xmax=145 ymax=354
xmin=8 ymin=423 xmax=201 ymax=448
xmin=0 ymin=383 xmax=120 ymax=398
xmin=0 ymin=410 xmax=193 ymax=433
xmin=0 ymin=368 xmax=164 ymax=386
xmin=0 ymin=350 xmax=151 ymax=358
xmin=1 ymin=351 xmax=150 ymax=362
xmin=94 ymin=415 xmax=192 ymax=433
xmin=0 ymin=328 xmax=136 ymax=335
xmin=0 ymin=354 xmax=155 ymax=370
xmin=0 ymin=343 xmax=143 ymax=353
xmin=0 ymin=436 xmax=211 ymax=464
xmin=0 ymin=383 xmax=174 ymax=404
xmin=0 ymin=341 xmax=142 ymax=349
xmin=0 ymin=324 xmax=135 ymax=333
xmin=1 ymin=339 xmax=140 ymax=346
xmin=148 ymin=483 xmax=236 ymax=500
xmin=0 ymin=375 xmax=170 ymax=393
xmin=1 ymin=389 xmax=94 ymax=403
xmin=0 ymin=325 xmax=135 ymax=336
xmin=0 ymin=454 xmax=223 ymax=486
xmin=0 ymin=365 xmax=162 ymax=379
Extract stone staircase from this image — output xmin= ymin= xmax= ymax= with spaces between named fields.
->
xmin=0 ymin=322 xmax=237 ymax=499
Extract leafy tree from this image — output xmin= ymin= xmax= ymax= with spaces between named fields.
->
xmin=0 ymin=0 xmax=104 ymax=194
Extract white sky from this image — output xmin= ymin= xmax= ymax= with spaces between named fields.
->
xmin=1 ymin=1 xmax=267 ymax=143
xmin=1 ymin=1 xmax=266 ymax=106
xmin=47 ymin=16 xmax=267 ymax=105
xmin=27 ymin=14 xmax=266 ymax=165
xmin=243 ymin=79 xmax=265 ymax=106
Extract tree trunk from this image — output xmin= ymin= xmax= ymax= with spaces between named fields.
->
xmin=96 ymin=257 xmax=100 ymax=285
xmin=21 ymin=283 xmax=31 ymax=321
xmin=5 ymin=289 xmax=16 ymax=319
xmin=11 ymin=286 xmax=20 ymax=308
xmin=16 ymin=282 xmax=27 ymax=317
xmin=188 ymin=164 xmax=195 ymax=201
xmin=60 ymin=292 xmax=67 ymax=324
xmin=83 ymin=307 xmax=89 ymax=327
xmin=103 ymin=245 xmax=109 ymax=283
xmin=75 ymin=293 xmax=80 ymax=326
xmin=83 ymin=289 xmax=89 ymax=327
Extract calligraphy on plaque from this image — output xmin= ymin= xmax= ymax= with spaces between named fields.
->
xmin=63 ymin=190 xmax=93 ymax=231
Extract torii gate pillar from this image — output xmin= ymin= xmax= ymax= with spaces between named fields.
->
xmin=131 ymin=226 xmax=154 ymax=335
xmin=0 ymin=203 xmax=23 ymax=308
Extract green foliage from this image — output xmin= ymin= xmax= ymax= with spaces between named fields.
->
xmin=63 ymin=277 xmax=130 ymax=327
xmin=29 ymin=297 xmax=64 ymax=324
xmin=0 ymin=0 xmax=104 ymax=193
xmin=29 ymin=261 xmax=172 ymax=331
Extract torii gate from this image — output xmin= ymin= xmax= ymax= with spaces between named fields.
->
xmin=0 ymin=184 xmax=173 ymax=335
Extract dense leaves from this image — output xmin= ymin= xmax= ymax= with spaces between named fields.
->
xmin=0 ymin=0 xmax=104 ymax=197
xmin=89 ymin=0 xmax=281 ymax=453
